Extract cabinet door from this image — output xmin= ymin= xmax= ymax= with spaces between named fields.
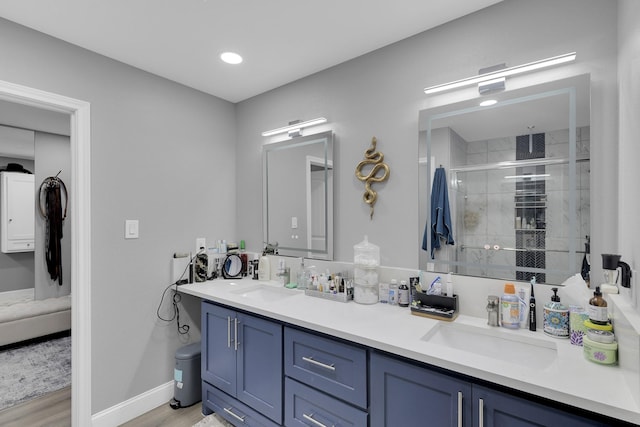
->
xmin=473 ymin=385 xmax=606 ymax=427
xmin=201 ymin=302 xmax=237 ymax=396
xmin=237 ymin=312 xmax=283 ymax=424
xmin=370 ymin=351 xmax=472 ymax=427
xmin=1 ymin=172 xmax=35 ymax=253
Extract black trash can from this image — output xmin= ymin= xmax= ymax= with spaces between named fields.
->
xmin=169 ymin=342 xmax=201 ymax=409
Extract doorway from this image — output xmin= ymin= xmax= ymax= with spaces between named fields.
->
xmin=0 ymin=79 xmax=92 ymax=426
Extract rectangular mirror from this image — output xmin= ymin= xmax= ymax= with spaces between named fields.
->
xmin=419 ymin=74 xmax=590 ymax=285
xmin=263 ymin=131 xmax=333 ymax=259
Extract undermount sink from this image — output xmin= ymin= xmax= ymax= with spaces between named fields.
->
xmin=421 ymin=322 xmax=557 ymax=369
xmin=230 ymin=284 xmax=298 ymax=302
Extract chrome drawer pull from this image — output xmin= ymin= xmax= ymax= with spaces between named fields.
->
xmin=234 ymin=318 xmax=239 ymax=351
xmin=457 ymin=391 xmax=463 ymax=427
xmin=224 ymin=406 xmax=246 ymax=423
xmin=301 ymin=356 xmax=336 ymax=371
xmin=303 ymin=412 xmax=333 ymax=427
xmin=478 ymin=398 xmax=484 ymax=427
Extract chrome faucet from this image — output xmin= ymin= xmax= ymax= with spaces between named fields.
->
xmin=487 ymin=295 xmax=500 ymax=326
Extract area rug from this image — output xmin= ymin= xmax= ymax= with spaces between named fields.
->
xmin=193 ymin=413 xmax=235 ymax=427
xmin=0 ymin=334 xmax=71 ymax=410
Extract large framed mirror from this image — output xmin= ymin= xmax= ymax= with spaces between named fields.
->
xmin=419 ymin=74 xmax=590 ymax=285
xmin=263 ymin=131 xmax=334 ymax=259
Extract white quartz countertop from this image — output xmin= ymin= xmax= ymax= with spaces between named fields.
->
xmin=179 ymin=278 xmax=640 ymax=424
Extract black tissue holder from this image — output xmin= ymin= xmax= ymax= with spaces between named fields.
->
xmin=410 ymin=293 xmax=458 ymax=321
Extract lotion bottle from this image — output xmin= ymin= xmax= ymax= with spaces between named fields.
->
xmin=258 ymin=254 xmax=270 ymax=281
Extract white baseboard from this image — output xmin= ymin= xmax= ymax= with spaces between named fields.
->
xmin=91 ymin=381 xmax=174 ymax=427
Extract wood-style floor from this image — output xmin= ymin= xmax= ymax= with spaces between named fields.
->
xmin=0 ymin=387 xmax=205 ymax=427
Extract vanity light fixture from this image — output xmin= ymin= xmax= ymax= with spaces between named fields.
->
xmin=424 ymin=52 xmax=576 ymax=95
xmin=261 ymin=117 xmax=327 ymax=137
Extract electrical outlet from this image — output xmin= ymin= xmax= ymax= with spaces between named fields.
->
xmin=196 ymin=237 xmax=206 ymax=252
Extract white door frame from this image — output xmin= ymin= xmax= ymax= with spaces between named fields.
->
xmin=0 ymin=79 xmax=92 ymax=426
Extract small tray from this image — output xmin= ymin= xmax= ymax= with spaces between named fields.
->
xmin=411 ymin=293 xmax=458 ymax=321
xmin=305 ymin=288 xmax=353 ymax=303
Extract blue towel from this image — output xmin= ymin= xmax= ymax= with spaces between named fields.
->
xmin=422 ymin=167 xmax=454 ymax=258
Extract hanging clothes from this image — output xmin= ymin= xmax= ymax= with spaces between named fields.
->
xmin=38 ymin=174 xmax=68 ymax=286
xmin=422 ymin=167 xmax=454 ymax=259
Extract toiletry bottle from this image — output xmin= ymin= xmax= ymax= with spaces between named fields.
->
xmin=389 ymin=279 xmax=398 ymax=305
xmin=501 ymin=283 xmax=520 ymax=329
xmin=445 ymin=272 xmax=453 ymax=297
xmin=518 ymin=287 xmax=527 ymax=328
xmin=296 ymin=259 xmax=307 ymax=290
xmin=379 ymin=281 xmax=389 ymax=303
xmin=239 ymin=240 xmax=248 ymax=277
xmin=543 ymin=287 xmax=569 ymax=338
xmin=276 ymin=258 xmax=286 ymax=285
xmin=529 ymin=281 xmax=537 ymax=331
xmin=398 ymin=280 xmax=409 ymax=307
xmin=588 ymin=286 xmax=609 ymax=325
xmin=258 ymin=253 xmax=270 ymax=281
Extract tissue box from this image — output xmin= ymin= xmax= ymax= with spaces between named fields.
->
xmin=411 ymin=293 xmax=458 ymax=321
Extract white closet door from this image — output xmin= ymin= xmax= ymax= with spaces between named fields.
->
xmin=1 ymin=172 xmax=35 ymax=253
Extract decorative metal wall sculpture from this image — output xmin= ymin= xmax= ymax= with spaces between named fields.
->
xmin=355 ymin=137 xmax=390 ymax=219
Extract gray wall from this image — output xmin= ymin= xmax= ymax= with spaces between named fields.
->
xmin=618 ymin=0 xmax=640 ymax=306
xmin=236 ymin=0 xmax=619 ymax=289
xmin=0 ymin=17 xmax=236 ymax=413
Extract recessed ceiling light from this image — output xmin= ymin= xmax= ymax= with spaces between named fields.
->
xmin=480 ymin=99 xmax=498 ymax=107
xmin=220 ymin=52 xmax=243 ymax=65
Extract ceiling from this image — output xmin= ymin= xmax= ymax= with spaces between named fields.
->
xmin=0 ymin=0 xmax=502 ymax=103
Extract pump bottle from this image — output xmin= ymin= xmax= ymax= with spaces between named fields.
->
xmin=588 ymin=286 xmax=608 ymax=325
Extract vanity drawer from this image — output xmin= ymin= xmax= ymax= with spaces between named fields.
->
xmin=285 ymin=377 xmax=368 ymax=427
xmin=284 ymin=327 xmax=367 ymax=409
xmin=202 ymin=381 xmax=280 ymax=427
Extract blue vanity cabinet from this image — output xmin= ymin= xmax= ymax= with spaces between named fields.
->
xmin=370 ymin=351 xmax=472 ymax=427
xmin=472 ymin=385 xmax=607 ymax=427
xmin=201 ymin=301 xmax=283 ymax=425
xmin=371 ymin=351 xmax=607 ymax=427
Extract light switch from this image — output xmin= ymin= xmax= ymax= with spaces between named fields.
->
xmin=291 ymin=216 xmax=298 ymax=229
xmin=125 ymin=220 xmax=139 ymax=239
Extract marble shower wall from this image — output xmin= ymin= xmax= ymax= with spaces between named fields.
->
xmin=454 ymin=126 xmax=590 ymax=284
